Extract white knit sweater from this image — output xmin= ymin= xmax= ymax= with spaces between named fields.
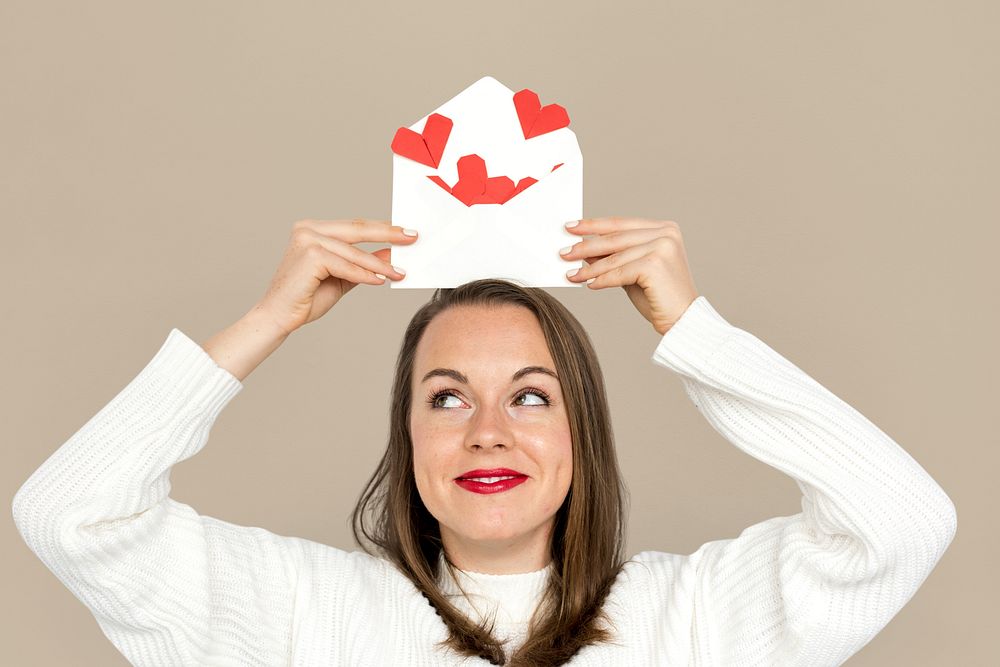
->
xmin=11 ymin=296 xmax=957 ymax=666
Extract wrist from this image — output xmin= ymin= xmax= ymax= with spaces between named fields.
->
xmin=201 ymin=305 xmax=290 ymax=382
xmin=245 ymin=302 xmax=295 ymax=342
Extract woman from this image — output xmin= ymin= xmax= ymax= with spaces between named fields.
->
xmin=12 ymin=217 xmax=957 ymax=666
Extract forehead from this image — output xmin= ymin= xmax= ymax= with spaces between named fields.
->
xmin=414 ymin=304 xmax=554 ymax=371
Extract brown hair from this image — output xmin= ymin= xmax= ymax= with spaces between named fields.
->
xmin=351 ymin=278 xmax=629 ymax=665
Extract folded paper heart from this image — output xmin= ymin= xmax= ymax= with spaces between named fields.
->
xmin=513 ymin=89 xmax=571 ymax=139
xmin=427 ymin=154 xmax=564 ymax=206
xmin=390 ymin=113 xmax=453 ymax=168
xmin=390 ymin=89 xmax=569 ymax=172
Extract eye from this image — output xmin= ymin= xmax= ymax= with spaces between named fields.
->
xmin=428 ymin=390 xmax=463 ymax=409
xmin=426 ymin=387 xmax=553 ymax=409
xmin=513 ymin=387 xmax=552 ymax=406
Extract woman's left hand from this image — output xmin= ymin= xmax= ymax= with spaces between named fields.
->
xmin=560 ymin=217 xmax=700 ymax=335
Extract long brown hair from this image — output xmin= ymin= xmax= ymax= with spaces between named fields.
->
xmin=351 ymin=279 xmax=629 ymax=665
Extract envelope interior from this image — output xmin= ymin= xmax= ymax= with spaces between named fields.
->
xmin=409 ymin=76 xmax=581 ymax=186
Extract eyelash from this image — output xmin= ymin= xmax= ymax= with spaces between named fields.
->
xmin=426 ymin=386 xmax=553 ymax=409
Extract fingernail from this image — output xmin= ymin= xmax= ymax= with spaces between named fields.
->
xmin=566 ymin=269 xmax=579 ymax=278
xmin=375 ymin=273 xmax=386 ymax=280
xmin=565 ymin=220 xmax=579 ymax=228
xmin=403 ymin=228 xmax=418 ymax=236
xmin=559 ymin=245 xmax=573 ymax=255
xmin=393 ymin=266 xmax=406 ymax=275
xmin=586 ymin=277 xmax=596 ymax=284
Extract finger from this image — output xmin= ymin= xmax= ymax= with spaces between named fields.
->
xmin=320 ymin=249 xmax=387 ymax=286
xmin=372 ymin=248 xmax=407 ymax=280
xmin=583 ymin=253 xmax=653 ymax=290
xmin=294 ymin=218 xmax=418 ymax=245
xmin=560 ymin=227 xmax=669 ymax=262
xmin=300 ymin=228 xmax=405 ymax=279
xmin=567 ymin=245 xmax=648 ymax=282
xmin=564 ymin=217 xmax=671 ymax=235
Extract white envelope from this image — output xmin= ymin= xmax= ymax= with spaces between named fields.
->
xmin=389 ymin=76 xmax=584 ymax=289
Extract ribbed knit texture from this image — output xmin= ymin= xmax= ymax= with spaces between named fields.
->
xmin=11 ymin=296 xmax=957 ymax=665
xmin=436 ymin=551 xmax=554 ymax=653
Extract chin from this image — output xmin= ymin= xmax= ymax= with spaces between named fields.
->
xmin=460 ymin=519 xmax=529 ymax=544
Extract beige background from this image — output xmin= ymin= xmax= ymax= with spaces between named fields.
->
xmin=3 ymin=1 xmax=996 ymax=664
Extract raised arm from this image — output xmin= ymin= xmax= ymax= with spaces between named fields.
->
xmin=11 ymin=219 xmax=420 ymax=665
xmin=638 ymin=295 xmax=957 ymax=665
xmin=11 ymin=327 xmax=306 ymax=665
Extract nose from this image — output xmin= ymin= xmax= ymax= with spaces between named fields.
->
xmin=465 ymin=401 xmax=515 ymax=451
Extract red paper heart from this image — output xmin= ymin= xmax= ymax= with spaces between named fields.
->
xmin=449 ymin=154 xmax=488 ymax=205
xmin=456 ymin=154 xmax=487 ymax=184
xmin=427 ymin=175 xmax=452 ymax=193
xmin=513 ymin=176 xmax=538 ymax=196
xmin=513 ymin=89 xmax=570 ymax=139
xmin=390 ymin=113 xmax=453 ymax=167
xmin=425 ymin=155 xmax=555 ymax=206
xmin=485 ymin=176 xmax=516 ymax=204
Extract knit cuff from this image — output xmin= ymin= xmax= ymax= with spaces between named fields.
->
xmin=145 ymin=328 xmax=245 ymax=415
xmin=650 ymin=296 xmax=739 ymax=375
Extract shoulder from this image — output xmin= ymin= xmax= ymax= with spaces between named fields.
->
xmin=590 ymin=551 xmax=708 ymax=641
xmin=287 ymin=537 xmax=394 ymax=591
xmin=626 ymin=550 xmax=695 ymax=578
xmin=609 ymin=550 xmax=705 ymax=607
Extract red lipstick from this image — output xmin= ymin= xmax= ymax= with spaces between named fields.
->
xmin=454 ymin=468 xmax=528 ymax=495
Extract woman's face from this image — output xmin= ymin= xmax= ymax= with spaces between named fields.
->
xmin=409 ymin=304 xmax=573 ymax=559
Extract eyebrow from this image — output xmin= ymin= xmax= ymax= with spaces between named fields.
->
xmin=420 ymin=366 xmax=559 ymax=385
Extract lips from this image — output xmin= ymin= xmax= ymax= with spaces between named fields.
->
xmin=454 ymin=468 xmax=529 ymax=495
xmin=455 ymin=467 xmax=526 ymax=480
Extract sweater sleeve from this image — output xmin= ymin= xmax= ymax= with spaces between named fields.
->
xmin=11 ymin=328 xmax=306 ymax=666
xmin=638 ymin=296 xmax=957 ymax=666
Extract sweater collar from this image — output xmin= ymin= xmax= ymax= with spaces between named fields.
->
xmin=435 ymin=552 xmax=554 ymax=629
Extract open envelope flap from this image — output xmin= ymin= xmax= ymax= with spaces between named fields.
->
xmin=412 ymin=76 xmax=579 ymax=184
xmin=390 ymin=171 xmax=480 ymax=275
xmin=394 ymin=76 xmax=581 ymax=190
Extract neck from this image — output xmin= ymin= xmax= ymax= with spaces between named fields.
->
xmin=440 ymin=522 xmax=554 ymax=574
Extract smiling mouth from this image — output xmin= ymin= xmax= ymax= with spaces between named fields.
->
xmin=454 ymin=475 xmax=528 ymax=495
xmin=459 ymin=475 xmax=521 ymax=483
xmin=455 ymin=467 xmax=527 ymax=481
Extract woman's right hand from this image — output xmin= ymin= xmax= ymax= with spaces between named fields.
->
xmin=256 ymin=218 xmax=417 ymax=336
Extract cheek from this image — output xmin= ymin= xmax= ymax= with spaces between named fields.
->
xmin=556 ymin=439 xmax=574 ymax=494
xmin=552 ymin=418 xmax=573 ymax=468
xmin=409 ymin=413 xmax=434 ymax=467
xmin=533 ymin=427 xmax=574 ymax=508
xmin=410 ymin=448 xmax=442 ymax=520
xmin=554 ymin=421 xmax=574 ymax=485
xmin=547 ymin=451 xmax=574 ymax=515
xmin=409 ymin=421 xmax=452 ymax=500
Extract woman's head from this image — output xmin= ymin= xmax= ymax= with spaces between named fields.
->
xmin=352 ymin=278 xmax=628 ymax=665
xmin=410 ymin=301 xmax=573 ymax=571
